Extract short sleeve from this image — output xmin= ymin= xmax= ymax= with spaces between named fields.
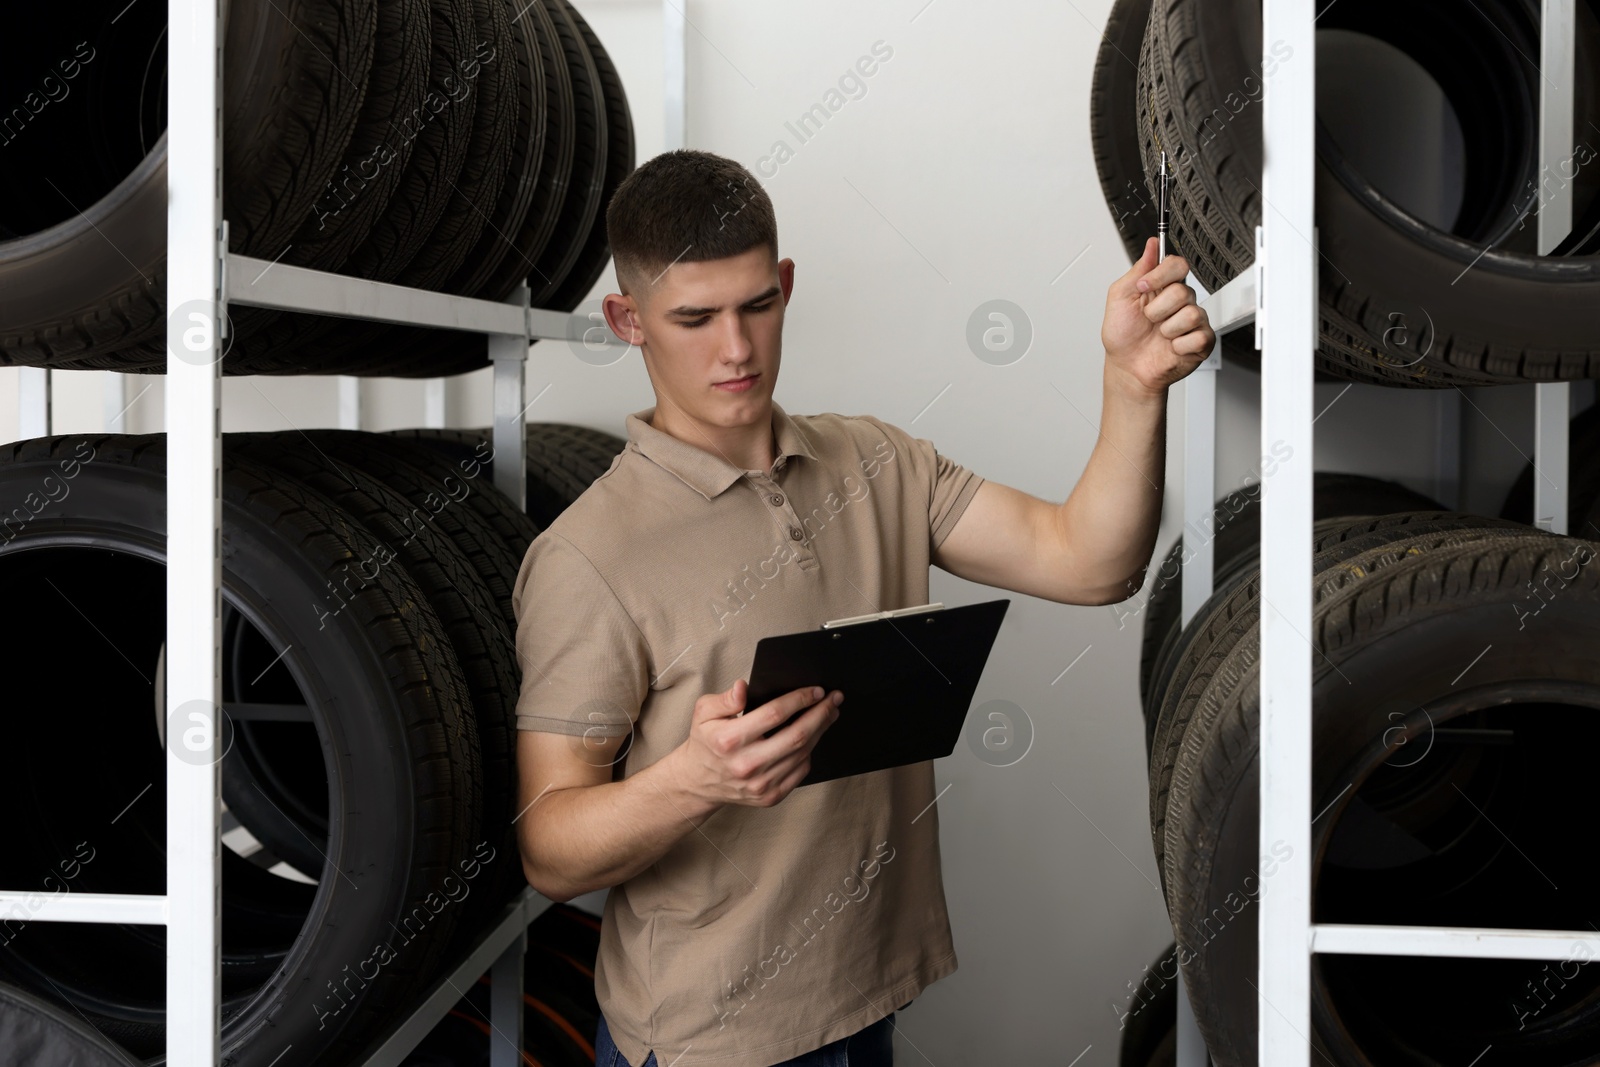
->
xmin=510 ymin=530 xmax=651 ymax=738
xmin=860 ymin=416 xmax=985 ymax=550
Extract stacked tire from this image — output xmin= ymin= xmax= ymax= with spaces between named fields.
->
xmin=390 ymin=422 xmax=628 ymax=527
xmin=1104 ymin=1 xmax=1600 ymax=1056
xmin=1137 ymin=477 xmax=1600 ymax=1063
xmin=0 ymin=0 xmax=634 ymax=376
xmin=1091 ymin=0 xmax=1600 ymax=386
xmin=0 ymin=430 xmax=543 ymax=1065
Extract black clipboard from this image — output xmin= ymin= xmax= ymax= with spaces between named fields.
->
xmin=743 ymin=599 xmax=1010 ymax=786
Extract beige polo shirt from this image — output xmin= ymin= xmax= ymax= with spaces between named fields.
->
xmin=510 ymin=399 xmax=986 ymax=1066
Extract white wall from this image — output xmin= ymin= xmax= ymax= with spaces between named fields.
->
xmin=0 ymin=1 xmax=1590 ymax=1062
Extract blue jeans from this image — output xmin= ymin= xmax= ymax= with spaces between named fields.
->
xmin=594 ymin=1009 xmax=896 ymax=1067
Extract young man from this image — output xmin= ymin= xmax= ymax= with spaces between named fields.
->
xmin=511 ymin=149 xmax=1215 ymax=1067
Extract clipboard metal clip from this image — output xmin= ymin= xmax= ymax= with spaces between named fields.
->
xmin=820 ymin=602 xmax=944 ymax=629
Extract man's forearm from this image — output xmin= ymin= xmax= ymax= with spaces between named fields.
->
xmin=1055 ymin=362 xmax=1168 ymax=601
xmin=520 ymin=747 xmax=721 ymax=902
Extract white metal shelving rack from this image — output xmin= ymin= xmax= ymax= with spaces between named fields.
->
xmin=0 ymin=2 xmax=686 ymax=1064
xmin=1171 ymin=0 xmax=1597 ymax=1064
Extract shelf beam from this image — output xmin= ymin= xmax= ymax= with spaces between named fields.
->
xmin=356 ymin=890 xmax=552 ymax=1067
xmin=226 ymin=255 xmax=526 ymax=336
xmin=1313 ymin=924 xmax=1600 ymax=962
xmin=0 ymin=891 xmax=167 ymax=926
xmin=1196 ymin=270 xmax=1255 ymax=339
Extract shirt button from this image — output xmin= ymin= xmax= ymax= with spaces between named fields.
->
xmin=789 ymin=527 xmax=803 ymax=541
xmin=770 ymin=493 xmax=784 ymax=506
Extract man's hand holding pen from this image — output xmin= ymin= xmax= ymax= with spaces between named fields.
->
xmin=1098 ymin=156 xmax=1218 ymax=399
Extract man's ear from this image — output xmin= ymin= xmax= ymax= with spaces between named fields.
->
xmin=778 ymin=257 xmax=795 ymax=305
xmin=602 ymin=292 xmax=643 ymax=346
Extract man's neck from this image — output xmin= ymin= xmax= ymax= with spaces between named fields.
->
xmin=651 ymin=398 xmax=777 ymax=474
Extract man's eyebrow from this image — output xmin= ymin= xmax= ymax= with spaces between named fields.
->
xmin=665 ymin=285 xmax=781 ymax=317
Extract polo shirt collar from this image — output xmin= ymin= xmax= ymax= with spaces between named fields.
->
xmin=625 ymin=399 xmax=818 ymax=499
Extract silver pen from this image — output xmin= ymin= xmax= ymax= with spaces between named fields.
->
xmin=1157 ymin=150 xmax=1169 ymax=261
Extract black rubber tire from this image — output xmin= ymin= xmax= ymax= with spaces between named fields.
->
xmin=229 ymin=431 xmax=525 ymax=937
xmin=386 ymin=0 xmax=518 ymax=295
xmin=215 ymin=600 xmax=337 ymax=878
xmin=486 ymin=0 xmax=576 ymax=295
xmin=492 ymin=0 xmax=577 ymax=301
xmin=388 ymin=423 xmax=626 ymax=528
xmin=1162 ymin=531 xmax=1600 ymax=1066
xmin=356 ymin=0 xmax=550 ymax=380
xmin=1138 ymin=473 xmax=1445 ymax=735
xmin=221 ymin=0 xmax=432 ymax=374
xmin=415 ymin=0 xmax=544 ymax=303
xmin=1118 ymin=943 xmax=1181 ymax=1067
xmin=1136 ymin=0 xmax=1600 ymax=387
xmin=341 ymin=0 xmax=483 ymax=287
xmin=385 ymin=0 xmax=635 ymax=382
xmin=544 ymin=0 xmax=635 ymax=311
xmin=1146 ymin=512 xmax=1540 ymax=890
xmin=0 ymin=435 xmax=481 ymax=1066
xmin=0 ymin=0 xmax=375 ymax=369
xmin=0 ymin=981 xmax=140 ymax=1067
xmin=312 ymin=0 xmax=523 ymax=376
xmin=219 ymin=0 xmax=377 ymax=258
xmin=1499 ymin=397 xmax=1600 ymax=537
xmin=1091 ymin=0 xmax=1161 ymax=266
xmin=230 ymin=0 xmax=485 ymax=377
xmin=527 ymin=0 xmax=608 ymax=308
xmin=270 ymin=0 xmax=432 ymax=279
xmin=274 ymin=429 xmax=539 ymax=916
xmin=296 ymin=429 xmax=542 ymax=563
xmin=330 ymin=0 xmax=580 ymax=379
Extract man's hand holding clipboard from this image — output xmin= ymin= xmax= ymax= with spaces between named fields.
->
xmin=667 ymin=677 xmax=844 ymax=811
xmin=743 ymin=599 xmax=1010 ymax=788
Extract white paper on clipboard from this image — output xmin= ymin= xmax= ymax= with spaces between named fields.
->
xmin=820 ymin=602 xmax=944 ymax=629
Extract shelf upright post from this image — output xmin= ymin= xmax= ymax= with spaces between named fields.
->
xmin=489 ymin=923 xmax=530 ymax=1067
xmin=424 ymin=378 xmax=448 ymax=428
xmin=492 ymin=283 xmax=532 ymax=510
xmin=1256 ymin=0 xmax=1317 ymax=1061
xmin=105 ymin=372 xmax=130 ymax=432
xmin=1534 ymin=0 xmax=1575 ymax=533
xmin=339 ymin=376 xmax=364 ymax=430
xmin=165 ymin=0 xmax=225 ymax=1062
xmin=18 ymin=367 xmax=51 ymax=438
xmin=663 ymin=0 xmax=686 ymax=150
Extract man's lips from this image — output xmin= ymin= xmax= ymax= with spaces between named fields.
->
xmin=714 ymin=373 xmax=759 ymax=390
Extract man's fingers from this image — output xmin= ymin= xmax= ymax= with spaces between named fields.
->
xmin=1173 ymin=328 xmax=1216 ymax=357
xmin=1135 ymin=253 xmax=1190 ymax=295
xmin=770 ymin=755 xmax=813 ymax=798
xmin=698 ymin=678 xmax=749 ymax=723
xmin=1114 ymin=237 xmax=1160 ymax=298
xmin=739 ymin=691 xmax=838 ymax=769
xmin=735 ymin=685 xmax=828 ymax=744
xmin=1159 ymin=304 xmax=1208 ymax=339
xmin=1141 ymin=281 xmax=1196 ymax=323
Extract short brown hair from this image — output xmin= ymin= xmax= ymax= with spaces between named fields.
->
xmin=605 ymin=149 xmax=778 ymax=300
